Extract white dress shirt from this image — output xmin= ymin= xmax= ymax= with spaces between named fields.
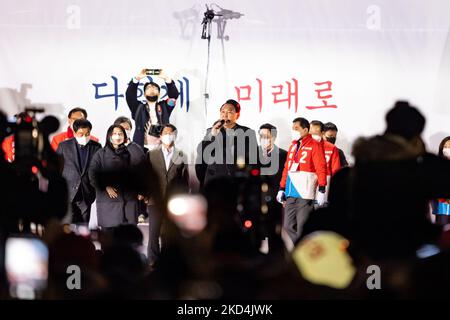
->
xmin=162 ymin=146 xmax=174 ymax=171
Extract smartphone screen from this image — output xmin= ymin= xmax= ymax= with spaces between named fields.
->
xmin=145 ymin=69 xmax=161 ymax=75
xmin=5 ymin=236 xmax=49 ymax=299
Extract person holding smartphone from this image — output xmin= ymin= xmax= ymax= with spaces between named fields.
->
xmin=125 ymin=68 xmax=179 ymax=151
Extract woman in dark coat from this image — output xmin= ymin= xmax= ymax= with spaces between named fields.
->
xmin=89 ymin=125 xmax=147 ymax=229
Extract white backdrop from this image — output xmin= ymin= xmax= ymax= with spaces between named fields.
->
xmin=1 ymin=0 xmax=450 ymax=163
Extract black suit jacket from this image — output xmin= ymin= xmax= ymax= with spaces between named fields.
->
xmin=126 ymin=80 xmax=180 ymax=147
xmin=259 ymin=145 xmax=288 ymax=195
xmin=56 ymin=138 xmax=101 ymax=204
xmin=195 ymin=123 xmax=258 ymax=188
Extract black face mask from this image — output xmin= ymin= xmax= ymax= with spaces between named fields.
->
xmin=325 ymin=137 xmax=337 ymax=144
xmin=146 ymin=95 xmax=158 ymax=102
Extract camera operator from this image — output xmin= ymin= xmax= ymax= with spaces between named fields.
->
xmin=0 ymin=109 xmax=68 ymax=233
xmin=125 ymin=68 xmax=180 ymax=150
xmin=1 ymin=112 xmax=28 ymax=162
xmin=0 ymin=111 xmax=20 ymax=233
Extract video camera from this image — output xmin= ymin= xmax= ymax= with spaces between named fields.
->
xmin=12 ymin=108 xmax=46 ymax=162
xmin=5 ymin=107 xmax=60 ymax=169
xmin=148 ymin=124 xmax=164 ymax=137
xmin=0 ymin=107 xmax=67 ymax=231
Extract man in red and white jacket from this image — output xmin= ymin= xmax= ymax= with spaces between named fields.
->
xmin=310 ymin=120 xmax=341 ymax=205
xmin=277 ymin=117 xmax=328 ymax=246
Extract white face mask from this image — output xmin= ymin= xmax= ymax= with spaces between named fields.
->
xmin=291 ymin=130 xmax=301 ymax=141
xmin=75 ymin=136 xmax=90 ymax=146
xmin=111 ymin=134 xmax=124 ymax=145
xmin=312 ymin=134 xmax=322 ymax=142
xmin=125 ymin=130 xmax=131 ymax=139
xmin=161 ymin=134 xmax=175 ymax=146
xmin=260 ymin=138 xmax=271 ymax=149
xmin=443 ymin=147 xmax=450 ymax=158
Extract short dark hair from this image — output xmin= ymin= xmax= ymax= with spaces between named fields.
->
xmin=324 ymin=122 xmax=338 ymax=132
xmin=73 ymin=119 xmax=92 ymax=132
xmin=68 ymin=107 xmax=87 ymax=119
xmin=385 ymin=100 xmax=425 ymax=140
xmin=259 ymin=123 xmax=277 ymax=139
xmin=143 ymin=81 xmax=160 ymax=93
xmin=161 ymin=123 xmax=177 ymax=135
xmin=438 ymin=136 xmax=450 ymax=158
xmin=310 ymin=120 xmax=324 ymax=132
xmin=114 ymin=116 xmax=133 ymax=130
xmin=220 ymin=99 xmax=241 ymax=113
xmin=292 ymin=117 xmax=310 ymax=130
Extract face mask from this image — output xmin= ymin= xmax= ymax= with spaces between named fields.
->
xmin=312 ymin=134 xmax=322 ymax=142
xmin=260 ymin=138 xmax=271 ymax=149
xmin=110 ymin=134 xmax=124 ymax=145
xmin=125 ymin=130 xmax=131 ymax=139
xmin=75 ymin=136 xmax=90 ymax=146
xmin=161 ymin=134 xmax=175 ymax=146
xmin=325 ymin=136 xmax=337 ymax=144
xmin=443 ymin=148 xmax=450 ymax=158
xmin=291 ymin=130 xmax=301 ymax=141
xmin=146 ymin=95 xmax=158 ymax=102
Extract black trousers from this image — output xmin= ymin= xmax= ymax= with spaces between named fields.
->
xmin=147 ymin=205 xmax=163 ymax=265
xmin=283 ymin=197 xmax=314 ymax=246
xmin=69 ymin=190 xmax=92 ymax=224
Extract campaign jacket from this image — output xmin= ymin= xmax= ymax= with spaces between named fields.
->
xmin=280 ymin=134 xmax=327 ymax=200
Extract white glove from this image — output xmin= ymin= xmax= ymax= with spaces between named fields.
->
xmin=316 ymin=191 xmax=327 ymax=207
xmin=276 ymin=190 xmax=286 ymax=204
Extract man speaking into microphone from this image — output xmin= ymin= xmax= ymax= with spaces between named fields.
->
xmin=195 ymin=99 xmax=258 ymax=189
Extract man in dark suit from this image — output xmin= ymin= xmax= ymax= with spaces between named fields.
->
xmin=56 ymin=119 xmax=101 ymax=224
xmin=195 ymin=99 xmax=259 ymax=189
xmin=147 ymin=124 xmax=189 ymax=265
xmin=258 ymin=123 xmax=288 ymax=252
xmin=258 ymin=123 xmax=288 ymax=190
xmin=125 ymin=68 xmax=180 ymax=149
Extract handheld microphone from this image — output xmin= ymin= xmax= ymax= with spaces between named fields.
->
xmin=214 ymin=119 xmax=226 ymax=130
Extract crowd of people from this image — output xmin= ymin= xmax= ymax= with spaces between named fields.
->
xmin=0 ymin=69 xmax=449 ymax=299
